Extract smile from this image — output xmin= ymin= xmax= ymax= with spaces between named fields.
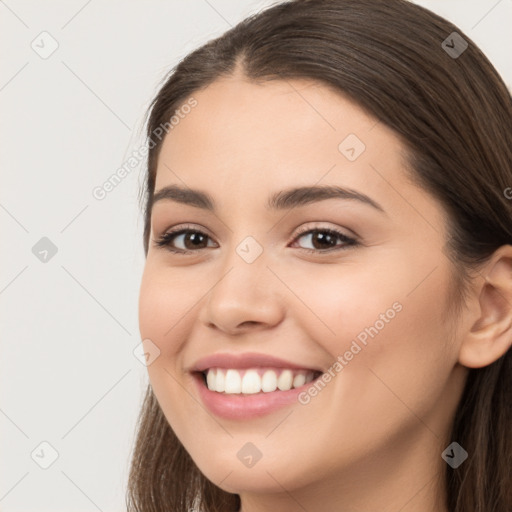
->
xmin=188 ymin=352 xmax=325 ymax=419
xmin=203 ymin=367 xmax=320 ymax=394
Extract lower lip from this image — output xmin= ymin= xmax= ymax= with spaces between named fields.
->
xmin=191 ymin=372 xmax=319 ymax=420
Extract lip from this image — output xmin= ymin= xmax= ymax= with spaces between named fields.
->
xmin=189 ymin=352 xmax=324 ymax=420
xmin=191 ymin=371 xmax=322 ymax=420
xmin=189 ymin=352 xmax=324 ymax=373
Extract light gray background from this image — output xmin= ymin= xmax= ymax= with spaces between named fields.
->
xmin=1 ymin=1 xmax=510 ymax=511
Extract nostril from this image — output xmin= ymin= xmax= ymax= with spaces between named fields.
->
xmin=239 ymin=321 xmax=259 ymax=328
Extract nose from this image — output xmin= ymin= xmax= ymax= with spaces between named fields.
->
xmin=197 ymin=246 xmax=285 ymax=335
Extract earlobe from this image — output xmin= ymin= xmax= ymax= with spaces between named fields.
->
xmin=458 ymin=245 xmax=512 ymax=369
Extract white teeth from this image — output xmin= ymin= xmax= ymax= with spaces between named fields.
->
xmin=293 ymin=373 xmax=306 ymax=388
xmin=261 ymin=370 xmax=277 ymax=392
xmin=241 ymin=370 xmax=261 ymax=394
xmin=224 ymin=369 xmax=242 ymax=394
xmin=277 ymin=369 xmax=293 ymax=391
xmin=215 ymin=369 xmax=225 ymax=392
xmin=206 ymin=368 xmax=216 ymax=390
xmin=204 ymin=367 xmax=317 ymax=394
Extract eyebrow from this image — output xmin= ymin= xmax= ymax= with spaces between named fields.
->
xmin=151 ymin=184 xmax=386 ymax=214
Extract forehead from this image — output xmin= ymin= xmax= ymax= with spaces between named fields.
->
xmin=152 ymin=76 xmax=443 ymax=230
xmin=159 ymin=76 xmax=385 ymax=160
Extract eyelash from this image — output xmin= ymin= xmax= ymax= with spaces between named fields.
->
xmin=154 ymin=224 xmax=359 ymax=255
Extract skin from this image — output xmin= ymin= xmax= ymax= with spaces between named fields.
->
xmin=138 ymin=72 xmax=512 ymax=512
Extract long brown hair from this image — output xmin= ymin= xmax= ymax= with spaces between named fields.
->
xmin=127 ymin=1 xmax=512 ymax=510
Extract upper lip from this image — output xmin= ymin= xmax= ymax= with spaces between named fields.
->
xmin=190 ymin=352 xmax=324 ymax=373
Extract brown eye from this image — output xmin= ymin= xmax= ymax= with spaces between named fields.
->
xmin=155 ymin=228 xmax=216 ymax=253
xmin=176 ymin=231 xmax=209 ymax=250
xmin=154 ymin=225 xmax=358 ymax=255
xmin=291 ymin=228 xmax=358 ymax=253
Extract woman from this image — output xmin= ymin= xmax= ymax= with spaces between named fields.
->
xmin=128 ymin=0 xmax=512 ymax=510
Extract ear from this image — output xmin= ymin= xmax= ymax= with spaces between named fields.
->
xmin=458 ymin=245 xmax=512 ymax=369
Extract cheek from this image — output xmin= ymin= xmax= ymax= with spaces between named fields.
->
xmin=297 ymin=260 xmax=456 ymax=401
xmin=138 ymin=263 xmax=194 ymax=355
xmin=345 ymin=268 xmax=456 ymax=422
xmin=289 ymin=269 xmax=455 ymax=467
xmin=288 ymin=263 xmax=404 ymax=351
xmin=138 ymin=264 xmax=199 ymax=433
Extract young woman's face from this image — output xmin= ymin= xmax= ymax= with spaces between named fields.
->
xmin=139 ymin=76 xmax=469 ymax=506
